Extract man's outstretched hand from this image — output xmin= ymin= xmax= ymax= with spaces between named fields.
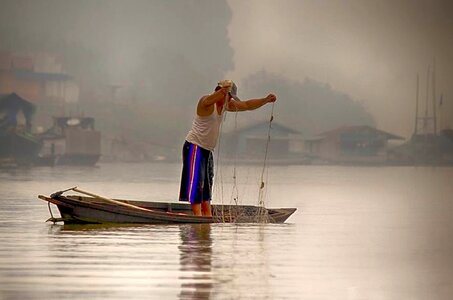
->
xmin=265 ymin=94 xmax=277 ymax=103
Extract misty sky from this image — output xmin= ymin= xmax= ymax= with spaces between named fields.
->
xmin=1 ymin=0 xmax=452 ymax=140
xmin=227 ymin=0 xmax=453 ymax=137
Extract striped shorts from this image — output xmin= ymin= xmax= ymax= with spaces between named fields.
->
xmin=179 ymin=141 xmax=214 ymax=204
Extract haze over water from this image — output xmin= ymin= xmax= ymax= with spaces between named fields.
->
xmin=1 ymin=163 xmax=452 ymax=299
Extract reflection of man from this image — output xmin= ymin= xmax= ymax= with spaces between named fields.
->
xmin=178 ymin=224 xmax=212 ymax=299
xmin=179 ymin=80 xmax=277 ymax=217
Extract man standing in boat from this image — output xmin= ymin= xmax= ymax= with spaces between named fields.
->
xmin=179 ymin=80 xmax=277 ymax=216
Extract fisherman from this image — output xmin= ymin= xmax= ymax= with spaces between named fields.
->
xmin=179 ymin=80 xmax=277 ymax=216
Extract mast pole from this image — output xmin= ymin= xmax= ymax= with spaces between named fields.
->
xmin=424 ymin=65 xmax=430 ymax=134
xmin=432 ymin=58 xmax=437 ymax=135
xmin=414 ymin=74 xmax=419 ymax=135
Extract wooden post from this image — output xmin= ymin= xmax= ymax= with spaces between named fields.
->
xmin=414 ymin=74 xmax=419 ymax=135
xmin=424 ymin=65 xmax=430 ymax=133
xmin=432 ymin=58 xmax=437 ymax=135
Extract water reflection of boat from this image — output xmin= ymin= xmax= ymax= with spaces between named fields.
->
xmin=38 ymin=188 xmax=296 ymax=225
xmin=35 ymin=116 xmax=101 ymax=166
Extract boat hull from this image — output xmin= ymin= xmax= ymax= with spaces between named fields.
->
xmin=0 ymin=131 xmax=41 ymax=166
xmin=39 ymin=195 xmax=296 ymax=224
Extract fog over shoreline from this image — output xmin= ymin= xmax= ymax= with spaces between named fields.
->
xmin=227 ymin=0 xmax=453 ymax=138
xmin=1 ymin=0 xmax=451 ymax=142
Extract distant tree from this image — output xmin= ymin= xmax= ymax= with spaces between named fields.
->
xmin=238 ymin=71 xmax=375 ymax=136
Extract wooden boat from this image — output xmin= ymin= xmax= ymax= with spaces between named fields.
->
xmin=35 ymin=116 xmax=101 ymax=166
xmin=39 ymin=188 xmax=296 ymax=224
xmin=0 ymin=93 xmax=42 ymax=167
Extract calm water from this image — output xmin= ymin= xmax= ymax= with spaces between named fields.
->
xmin=0 ymin=163 xmax=452 ymax=300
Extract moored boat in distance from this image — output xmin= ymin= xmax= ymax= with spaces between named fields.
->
xmin=0 ymin=93 xmax=42 ymax=167
xmin=35 ymin=116 xmax=101 ymax=166
xmin=38 ymin=188 xmax=297 ymax=224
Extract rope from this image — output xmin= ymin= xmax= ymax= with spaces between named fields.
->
xmin=230 ymin=109 xmax=240 ymax=207
xmin=48 ymin=201 xmax=55 ymax=220
xmin=257 ymin=102 xmax=275 ymax=223
xmin=46 ymin=201 xmax=61 ymax=224
xmin=227 ymin=109 xmax=240 ymax=222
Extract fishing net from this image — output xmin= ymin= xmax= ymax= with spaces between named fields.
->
xmin=214 ymin=102 xmax=275 ymax=224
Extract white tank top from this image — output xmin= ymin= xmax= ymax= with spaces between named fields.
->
xmin=186 ymin=104 xmax=223 ymax=151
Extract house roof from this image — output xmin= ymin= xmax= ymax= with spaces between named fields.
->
xmin=306 ymin=125 xmax=404 ymax=141
xmin=0 ymin=93 xmax=35 ymax=110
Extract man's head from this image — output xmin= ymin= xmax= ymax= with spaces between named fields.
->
xmin=215 ymin=80 xmax=241 ymax=101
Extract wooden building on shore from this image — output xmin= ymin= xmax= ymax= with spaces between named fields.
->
xmin=304 ymin=125 xmax=404 ymax=165
xmin=223 ymin=121 xmax=304 ymax=164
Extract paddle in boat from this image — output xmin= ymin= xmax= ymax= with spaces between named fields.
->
xmin=39 ymin=187 xmax=297 ymax=224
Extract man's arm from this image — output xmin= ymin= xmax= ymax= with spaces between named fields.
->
xmin=227 ymin=94 xmax=277 ymax=112
xmin=200 ymin=87 xmax=229 ymax=108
